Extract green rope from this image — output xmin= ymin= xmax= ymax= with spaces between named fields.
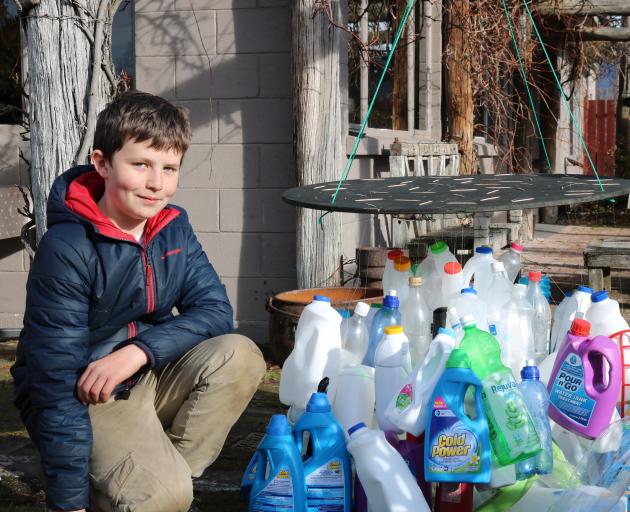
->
xmin=327 ymin=0 xmax=415 ymax=213
xmin=522 ymin=0 xmax=605 ymax=192
xmin=500 ymin=0 xmax=551 ymax=170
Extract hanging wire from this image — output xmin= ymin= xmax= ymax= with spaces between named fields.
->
xmin=500 ymin=0 xmax=552 ymax=170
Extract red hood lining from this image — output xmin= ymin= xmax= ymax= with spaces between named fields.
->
xmin=65 ymin=170 xmax=181 ymax=245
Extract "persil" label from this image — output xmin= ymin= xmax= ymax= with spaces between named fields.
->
xmin=550 ymin=353 xmax=596 ymax=427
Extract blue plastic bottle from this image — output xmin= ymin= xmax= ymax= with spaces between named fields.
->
xmin=247 ymin=414 xmax=307 ymax=512
xmin=294 ymin=392 xmax=352 ymax=512
xmin=516 ymin=364 xmax=553 ymax=479
xmin=364 ymin=293 xmax=401 ymax=367
xmin=424 ymin=349 xmax=491 ymax=484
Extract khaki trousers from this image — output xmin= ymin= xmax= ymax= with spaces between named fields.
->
xmin=87 ymin=334 xmax=266 ymax=512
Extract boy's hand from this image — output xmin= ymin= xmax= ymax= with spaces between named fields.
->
xmin=77 ymin=345 xmax=149 ymax=405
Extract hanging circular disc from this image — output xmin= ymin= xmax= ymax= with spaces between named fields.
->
xmin=282 ymin=174 xmax=630 ymax=215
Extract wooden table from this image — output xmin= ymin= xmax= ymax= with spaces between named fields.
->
xmin=584 ymin=238 xmax=630 ymax=291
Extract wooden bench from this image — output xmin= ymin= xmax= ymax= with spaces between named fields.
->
xmin=583 ymin=238 xmax=630 ymax=292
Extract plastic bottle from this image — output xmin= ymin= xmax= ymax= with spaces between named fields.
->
xmin=496 ymin=283 xmax=535 ymax=378
xmin=280 ymin=295 xmax=342 ymax=423
xmin=450 ymin=287 xmax=488 ymax=331
xmin=401 ymin=276 xmax=432 ymax=365
xmin=441 ymin=261 xmax=464 ymax=309
xmin=500 ymin=242 xmax=524 ymax=283
xmin=424 ymin=349 xmax=492 ymax=483
xmin=340 ymin=301 xmax=370 ymax=364
xmin=515 ymin=363 xmax=553 ymax=479
xmin=423 ymin=241 xmax=457 ymax=312
xmin=247 ymin=414 xmax=307 ymax=512
xmin=346 ymin=422 xmax=431 ymax=512
xmin=585 ymin=290 xmax=630 ymax=345
xmin=382 ymin=249 xmax=403 ymax=295
xmin=385 ymin=432 xmax=432 ymax=504
xmin=294 ymin=393 xmax=352 ymax=512
xmin=363 ymin=292 xmax=401 ymax=367
xmin=462 ymin=246 xmax=496 ymax=296
xmin=446 ymin=307 xmax=464 ymax=341
xmin=526 ymin=271 xmax=552 ymax=362
xmin=365 ymin=303 xmax=381 ymax=332
xmin=393 ymin=256 xmax=412 ymax=306
xmin=374 ymin=325 xmax=411 ymax=432
xmin=481 ymin=261 xmax=513 ymax=336
xmin=332 ymin=365 xmax=375 ymax=433
xmin=547 ymin=318 xmax=622 ymax=439
xmin=550 ymin=290 xmax=574 ymax=354
xmin=458 ymin=315 xmax=541 ymax=465
xmin=385 ymin=327 xmax=457 ymax=436
xmin=550 ymin=286 xmax=592 ymax=354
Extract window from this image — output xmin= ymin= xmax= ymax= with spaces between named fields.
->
xmin=0 ymin=0 xmax=21 ymax=124
xmin=112 ymin=0 xmax=135 ymax=88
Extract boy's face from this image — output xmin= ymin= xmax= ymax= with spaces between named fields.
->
xmin=91 ymin=138 xmax=182 ymax=233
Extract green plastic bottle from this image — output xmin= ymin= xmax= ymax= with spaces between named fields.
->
xmin=458 ymin=315 xmax=541 ymax=466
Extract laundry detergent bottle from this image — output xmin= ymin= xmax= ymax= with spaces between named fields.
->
xmin=425 ymin=349 xmax=491 ymax=483
xmin=547 ymin=318 xmax=622 ymax=439
xmin=458 ymin=315 xmax=541 ymax=465
xmin=248 ymin=414 xmax=307 ymax=512
xmin=294 ymin=392 xmax=352 ymax=511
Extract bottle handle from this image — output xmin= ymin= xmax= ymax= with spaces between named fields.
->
xmin=583 ymin=344 xmax=621 ymax=396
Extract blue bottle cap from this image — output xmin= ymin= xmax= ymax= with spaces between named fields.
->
xmin=520 ymin=365 xmax=540 ymax=381
xmin=576 ymin=285 xmax=592 ymax=294
xmin=313 ymin=295 xmax=331 ymax=303
xmin=591 ymin=290 xmax=608 ymax=303
xmin=438 ymin=327 xmax=456 ymax=338
xmin=383 ymin=295 xmax=400 ymax=309
xmin=306 ymin=392 xmax=331 ymax=413
xmin=338 ymin=309 xmax=351 ymax=318
xmin=268 ymin=414 xmax=292 ymax=435
xmin=348 ymin=422 xmax=366 ymax=436
xmin=461 ymin=287 xmax=477 ymax=295
xmin=564 ymin=290 xmax=574 ymax=298
xmin=475 ymin=246 xmax=492 ymax=254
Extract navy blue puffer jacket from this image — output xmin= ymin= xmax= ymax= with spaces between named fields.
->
xmin=11 ymin=165 xmax=234 ymax=510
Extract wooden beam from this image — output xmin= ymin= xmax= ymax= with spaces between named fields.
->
xmin=575 ymin=26 xmax=630 ymax=41
xmin=535 ymin=0 xmax=630 ymax=16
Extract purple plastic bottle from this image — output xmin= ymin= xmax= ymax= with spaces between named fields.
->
xmin=547 ymin=318 xmax=621 ymax=439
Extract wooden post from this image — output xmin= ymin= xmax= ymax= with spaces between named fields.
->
xmin=293 ymin=0 xmax=344 ymax=288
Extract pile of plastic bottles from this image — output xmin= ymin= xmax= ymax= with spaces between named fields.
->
xmin=242 ymin=241 xmax=630 ymax=512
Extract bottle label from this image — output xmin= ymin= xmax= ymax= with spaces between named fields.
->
xmin=549 ymin=353 xmax=596 ymax=427
xmin=489 ymin=324 xmax=497 ymax=336
xmin=395 ymin=383 xmax=413 ymax=410
xmin=251 ymin=467 xmax=295 ymax=511
xmin=305 ymin=458 xmax=345 ymax=511
xmin=427 ymin=395 xmax=482 ymax=475
xmin=481 ymin=373 xmax=540 ymax=458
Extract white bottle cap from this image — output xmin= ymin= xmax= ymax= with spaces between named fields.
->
xmin=492 ymin=261 xmax=505 ymax=273
xmin=354 ymin=301 xmax=370 ymax=317
xmin=386 ymin=289 xmax=398 ymax=297
xmin=461 ymin=314 xmax=476 ymax=327
xmin=512 ymin=283 xmax=527 ymax=297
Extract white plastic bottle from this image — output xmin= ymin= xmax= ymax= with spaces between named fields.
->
xmin=346 ymin=422 xmax=431 ymax=512
xmin=482 ymin=261 xmax=513 ymax=336
xmin=549 ymin=290 xmax=574 ymax=354
xmin=550 ymin=286 xmax=592 ymax=353
xmin=450 ymin=287 xmax=488 ymax=331
xmin=279 ymin=295 xmax=342 ymax=423
xmin=401 ymin=276 xmax=431 ymax=365
xmin=500 ymin=242 xmax=524 ymax=283
xmin=332 ymin=365 xmax=376 ymax=433
xmin=340 ymin=301 xmax=370 ymax=364
xmin=585 ymin=290 xmax=629 ymax=343
xmin=447 ymin=306 xmax=464 ymax=341
xmin=422 ymin=241 xmax=457 ymax=311
xmin=384 ymin=327 xmax=457 ymax=436
xmin=526 ymin=271 xmax=551 ymax=363
xmin=462 ymin=246 xmax=496 ymax=295
xmin=374 ymin=325 xmax=411 ymax=432
xmin=393 ymin=256 xmax=412 ymax=306
xmin=440 ymin=261 xmax=464 ymax=308
xmin=382 ymin=249 xmax=403 ymax=295
xmin=497 ymin=283 xmax=535 ymax=377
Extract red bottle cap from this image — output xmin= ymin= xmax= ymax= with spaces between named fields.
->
xmin=444 ymin=261 xmax=462 ymax=275
xmin=570 ymin=318 xmax=591 ymax=337
xmin=511 ymin=242 xmax=524 ymax=252
xmin=387 ymin=249 xmax=403 ymax=260
xmin=528 ymin=271 xmax=542 ymax=282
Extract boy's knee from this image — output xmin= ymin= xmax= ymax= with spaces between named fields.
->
xmin=198 ymin=333 xmax=266 ymax=384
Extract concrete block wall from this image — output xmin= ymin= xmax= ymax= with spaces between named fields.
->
xmin=134 ymin=0 xmax=296 ymax=347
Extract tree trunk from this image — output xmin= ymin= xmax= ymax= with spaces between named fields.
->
xmin=24 ymin=0 xmax=115 ymax=242
xmin=444 ymin=0 xmax=476 ymax=174
xmin=293 ymin=0 xmax=344 ymax=289
xmin=392 ymin=0 xmax=408 ymax=130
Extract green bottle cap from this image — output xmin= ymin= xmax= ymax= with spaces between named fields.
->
xmin=446 ymin=349 xmax=471 ymax=369
xmin=431 ymin=241 xmax=448 ymax=254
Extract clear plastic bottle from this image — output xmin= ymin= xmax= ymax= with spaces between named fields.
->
xmin=450 ymin=287 xmax=488 ymax=331
xmin=393 ymin=256 xmax=412 ymax=306
xmin=401 ymin=276 xmax=432 ymax=365
xmin=462 ymin=246 xmax=496 ymax=296
xmin=481 ymin=261 xmax=513 ymax=336
xmin=497 ymin=283 xmax=535 ymax=378
xmin=500 ymin=242 xmax=524 ymax=283
xmin=526 ymin=271 xmax=552 ymax=363
xmin=382 ymin=249 xmax=403 ymax=295
xmin=363 ymin=293 xmax=401 ymax=367
xmin=340 ymin=301 xmax=370 ymax=364
xmin=440 ymin=261 xmax=464 ymax=309
xmin=516 ymin=363 xmax=553 ymax=479
xmin=447 ymin=306 xmax=464 ymax=341
xmin=422 ymin=241 xmax=457 ymax=312
xmin=366 ymin=302 xmax=381 ymax=332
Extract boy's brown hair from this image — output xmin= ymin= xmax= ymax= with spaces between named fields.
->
xmin=93 ymin=91 xmax=192 ymax=161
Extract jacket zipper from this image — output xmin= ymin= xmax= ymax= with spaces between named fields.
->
xmin=141 ymin=251 xmax=156 ymax=314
